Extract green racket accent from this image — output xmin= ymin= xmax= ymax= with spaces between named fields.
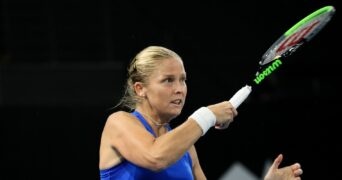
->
xmin=285 ymin=6 xmax=335 ymax=36
xmin=254 ymin=59 xmax=282 ymax=85
xmin=259 ymin=5 xmax=336 ymax=66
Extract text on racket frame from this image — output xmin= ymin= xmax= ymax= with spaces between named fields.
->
xmin=254 ymin=59 xmax=282 ymax=85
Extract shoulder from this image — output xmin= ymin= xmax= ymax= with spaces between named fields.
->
xmin=105 ymin=111 xmax=139 ymax=128
xmin=108 ymin=111 xmax=131 ymax=120
xmin=102 ymin=111 xmax=145 ymax=138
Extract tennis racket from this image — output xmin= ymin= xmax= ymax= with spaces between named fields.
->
xmin=229 ymin=5 xmax=336 ymax=109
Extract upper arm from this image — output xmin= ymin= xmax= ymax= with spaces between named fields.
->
xmin=103 ymin=112 xmax=158 ymax=168
xmin=189 ymin=145 xmax=206 ymax=180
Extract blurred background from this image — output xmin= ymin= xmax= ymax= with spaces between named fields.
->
xmin=1 ymin=0 xmax=341 ymax=179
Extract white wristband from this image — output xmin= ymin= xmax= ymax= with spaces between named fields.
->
xmin=189 ymin=107 xmax=216 ymax=136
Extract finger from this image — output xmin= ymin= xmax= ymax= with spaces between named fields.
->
xmin=232 ymin=108 xmax=238 ymax=117
xmin=227 ymin=101 xmax=234 ymax=108
xmin=294 ymin=168 xmax=303 ymax=176
xmin=215 ymin=122 xmax=231 ymax=129
xmin=291 ymin=163 xmax=301 ymax=170
xmin=270 ymin=154 xmax=283 ymax=170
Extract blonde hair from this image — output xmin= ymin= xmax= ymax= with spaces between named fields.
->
xmin=116 ymin=46 xmax=182 ymax=110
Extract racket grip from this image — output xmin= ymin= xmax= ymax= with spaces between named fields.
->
xmin=229 ymin=85 xmax=252 ymax=109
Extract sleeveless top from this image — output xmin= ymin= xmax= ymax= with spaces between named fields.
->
xmin=99 ymin=110 xmax=194 ymax=180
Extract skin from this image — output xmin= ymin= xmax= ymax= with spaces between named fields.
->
xmin=264 ymin=154 xmax=303 ymax=180
xmin=99 ymin=56 xmax=303 ymax=180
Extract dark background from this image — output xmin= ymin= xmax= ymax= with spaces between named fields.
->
xmin=1 ymin=0 xmax=341 ymax=179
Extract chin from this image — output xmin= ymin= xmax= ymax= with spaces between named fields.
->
xmin=168 ymin=108 xmax=182 ymax=120
xmin=174 ymin=109 xmax=183 ymax=117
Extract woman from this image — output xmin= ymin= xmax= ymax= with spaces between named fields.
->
xmin=99 ymin=46 xmax=303 ymax=180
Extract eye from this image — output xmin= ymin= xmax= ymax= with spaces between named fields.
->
xmin=181 ymin=76 xmax=187 ymax=82
xmin=164 ymin=77 xmax=174 ymax=83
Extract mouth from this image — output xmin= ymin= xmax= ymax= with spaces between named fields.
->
xmin=171 ymin=99 xmax=183 ymax=106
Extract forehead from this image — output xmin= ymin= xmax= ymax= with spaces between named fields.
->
xmin=157 ymin=58 xmax=184 ymax=71
xmin=153 ymin=58 xmax=186 ymax=75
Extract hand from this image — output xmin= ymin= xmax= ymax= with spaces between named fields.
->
xmin=207 ymin=101 xmax=237 ymax=129
xmin=264 ymin=154 xmax=303 ymax=180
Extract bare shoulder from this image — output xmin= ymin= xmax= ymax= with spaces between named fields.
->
xmin=105 ymin=111 xmax=139 ymax=128
xmin=108 ymin=111 xmax=131 ymax=120
xmin=102 ymin=111 xmax=146 ymax=140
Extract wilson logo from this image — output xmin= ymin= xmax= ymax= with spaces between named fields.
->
xmin=254 ymin=59 xmax=282 ymax=85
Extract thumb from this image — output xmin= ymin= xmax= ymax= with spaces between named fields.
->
xmin=270 ymin=154 xmax=283 ymax=170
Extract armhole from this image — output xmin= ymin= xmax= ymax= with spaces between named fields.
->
xmin=186 ymin=151 xmax=193 ymax=168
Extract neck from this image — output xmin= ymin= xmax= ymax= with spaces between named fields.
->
xmin=140 ymin=112 xmax=168 ymax=127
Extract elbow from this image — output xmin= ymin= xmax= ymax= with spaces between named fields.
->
xmin=148 ymin=159 xmax=169 ymax=172
xmin=144 ymin=155 xmax=171 ymax=172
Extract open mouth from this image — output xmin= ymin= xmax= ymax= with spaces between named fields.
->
xmin=171 ymin=99 xmax=182 ymax=105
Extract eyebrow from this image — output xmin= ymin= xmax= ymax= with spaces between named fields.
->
xmin=162 ymin=74 xmax=186 ymax=78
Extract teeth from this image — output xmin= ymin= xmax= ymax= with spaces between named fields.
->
xmin=173 ymin=100 xmax=181 ymax=104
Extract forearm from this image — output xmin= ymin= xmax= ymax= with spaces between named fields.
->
xmin=151 ymin=119 xmax=202 ymax=166
xmin=150 ymin=107 xmax=216 ymax=167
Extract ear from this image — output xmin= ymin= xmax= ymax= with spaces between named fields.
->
xmin=133 ymin=82 xmax=146 ymax=97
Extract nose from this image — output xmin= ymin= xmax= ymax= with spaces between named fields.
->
xmin=174 ymin=81 xmax=187 ymax=94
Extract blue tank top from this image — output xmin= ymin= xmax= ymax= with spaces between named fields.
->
xmin=99 ymin=110 xmax=194 ymax=180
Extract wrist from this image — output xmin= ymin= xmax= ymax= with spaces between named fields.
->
xmin=189 ymin=107 xmax=216 ymax=136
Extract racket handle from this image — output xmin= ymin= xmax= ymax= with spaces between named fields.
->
xmin=215 ymin=85 xmax=252 ymax=129
xmin=229 ymin=85 xmax=252 ymax=109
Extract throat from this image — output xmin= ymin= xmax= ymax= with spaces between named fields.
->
xmin=150 ymin=119 xmax=168 ymax=127
xmin=142 ymin=113 xmax=168 ymax=127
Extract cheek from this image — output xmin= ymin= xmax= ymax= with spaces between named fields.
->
xmin=154 ymin=89 xmax=170 ymax=100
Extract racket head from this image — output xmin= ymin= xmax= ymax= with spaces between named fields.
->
xmin=260 ymin=5 xmax=336 ymax=66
